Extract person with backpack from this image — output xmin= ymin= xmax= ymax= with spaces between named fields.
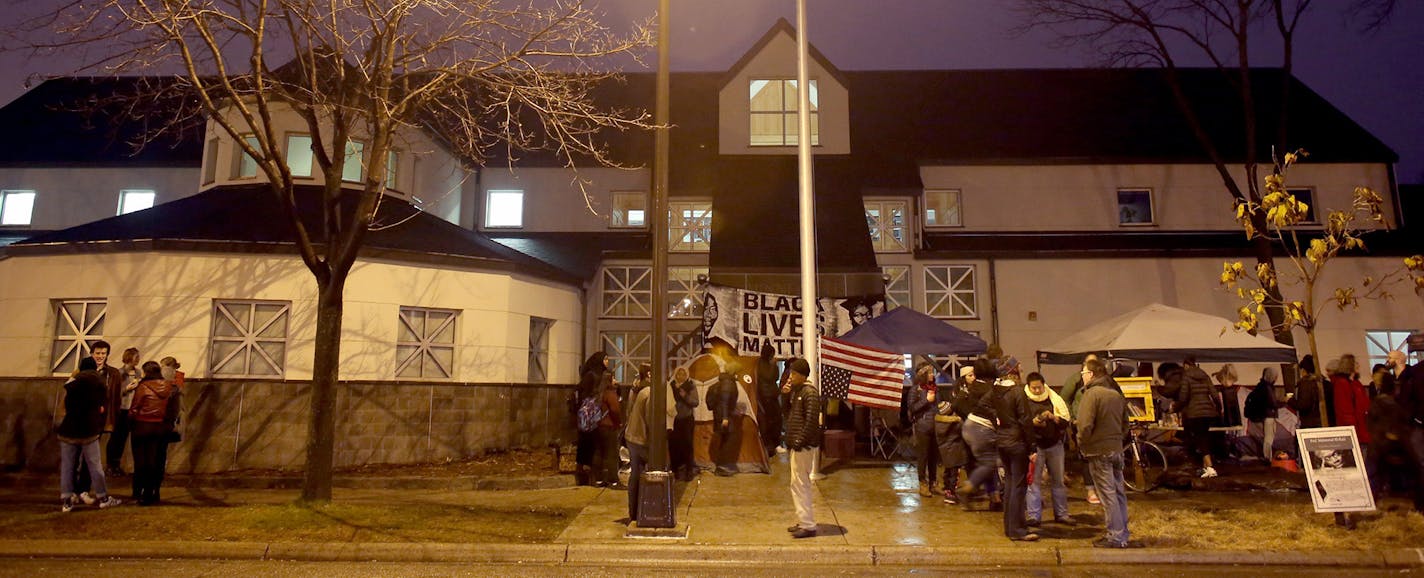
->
xmin=129 ymin=361 xmax=181 ymax=505
xmin=594 ymin=363 xmax=626 ymax=489
xmin=573 ymin=353 xmax=610 ymax=486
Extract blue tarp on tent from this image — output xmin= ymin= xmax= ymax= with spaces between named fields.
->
xmin=838 ymin=307 xmax=987 ymax=356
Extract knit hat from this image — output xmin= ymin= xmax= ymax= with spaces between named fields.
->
xmin=959 ymin=366 xmax=974 ymax=378
xmin=789 ymin=358 xmax=811 ymax=376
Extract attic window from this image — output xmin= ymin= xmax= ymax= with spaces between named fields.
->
xmin=1117 ymin=189 xmax=1155 ymax=226
xmin=485 ymin=190 xmax=524 ymax=228
xmin=749 ymin=79 xmax=819 ymax=146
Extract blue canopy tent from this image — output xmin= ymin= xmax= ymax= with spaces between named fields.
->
xmin=839 ymin=306 xmax=988 ymax=356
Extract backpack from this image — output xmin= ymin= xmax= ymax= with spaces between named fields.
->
xmin=1243 ymin=385 xmax=1270 ymax=422
xmin=576 ymin=396 xmax=606 ymax=432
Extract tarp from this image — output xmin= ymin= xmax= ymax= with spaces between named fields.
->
xmin=838 ymin=306 xmax=988 ymax=356
xmin=1036 ymin=303 xmax=1297 ymax=364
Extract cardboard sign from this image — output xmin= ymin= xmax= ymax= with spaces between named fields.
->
xmin=701 ymin=285 xmax=883 ymax=357
xmin=1297 ymin=426 xmax=1375 ymax=513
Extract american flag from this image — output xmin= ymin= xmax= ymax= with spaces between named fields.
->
xmin=819 ymin=336 xmax=904 ymax=411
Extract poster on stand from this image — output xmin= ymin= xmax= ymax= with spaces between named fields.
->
xmin=1297 ymin=426 xmax=1375 ymax=513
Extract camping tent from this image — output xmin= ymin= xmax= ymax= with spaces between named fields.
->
xmin=1035 ymin=303 xmax=1297 ymax=364
xmin=839 ymin=306 xmax=987 ymax=355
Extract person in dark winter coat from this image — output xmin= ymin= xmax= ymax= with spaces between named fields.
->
xmin=1366 ymin=373 xmax=1409 ymax=496
xmin=1289 ymin=355 xmax=1326 ymax=428
xmin=994 ymin=375 xmax=1039 ymax=542
xmin=707 ymin=367 xmax=743 ymax=476
xmin=669 ymin=366 xmax=700 ymax=481
xmin=956 ymin=358 xmax=1003 ymax=509
xmin=128 ymin=361 xmax=181 ymax=505
xmin=1078 ymin=358 xmax=1133 ymax=549
xmin=56 ymin=357 xmax=121 ymax=512
xmin=1024 ymin=372 xmax=1074 ymax=526
xmin=756 ymin=345 xmax=783 ymax=458
xmin=782 ymin=358 xmax=821 ymax=539
xmin=907 ymin=364 xmax=939 ymax=497
xmin=934 ymin=366 xmax=971 ymax=505
xmin=1176 ymin=356 xmax=1220 ymax=478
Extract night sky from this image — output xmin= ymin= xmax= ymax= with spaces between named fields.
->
xmin=1 ymin=1 xmax=1420 ymax=181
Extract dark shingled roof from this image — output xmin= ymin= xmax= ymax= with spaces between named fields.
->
xmin=0 ymin=77 xmax=203 ymax=167
xmin=7 ymin=184 xmax=584 ymax=284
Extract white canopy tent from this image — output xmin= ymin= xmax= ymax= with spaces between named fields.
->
xmin=1036 ymin=303 xmax=1298 ymax=365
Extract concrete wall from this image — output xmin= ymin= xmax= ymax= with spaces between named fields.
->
xmin=0 ymin=167 xmax=199 ymax=231
xmin=0 ymin=377 xmax=576 ymax=474
xmin=0 ymin=251 xmax=585 ymax=383
xmin=919 ymin=162 xmax=1396 ymax=232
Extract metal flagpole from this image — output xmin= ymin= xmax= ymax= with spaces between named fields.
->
xmin=793 ymin=0 xmax=823 ymax=480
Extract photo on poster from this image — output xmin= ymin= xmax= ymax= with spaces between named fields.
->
xmin=1296 ymin=426 xmax=1375 ymax=513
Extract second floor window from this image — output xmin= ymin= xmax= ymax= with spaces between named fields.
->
xmin=669 ymin=200 xmax=712 ymax=252
xmin=235 ymin=135 xmax=260 ymax=179
xmin=749 ymin=79 xmax=819 ymax=146
xmin=865 ymin=200 xmax=909 ymax=252
xmin=485 ymin=190 xmax=524 ymax=228
xmin=1117 ymin=189 xmax=1154 ymax=226
xmin=924 ymin=189 xmax=962 ymax=227
xmin=611 ymin=191 xmax=646 ymax=228
xmin=1 ymin=190 xmax=37 ymax=225
xmin=924 ymin=265 xmax=977 ymax=319
xmin=286 ymin=134 xmax=314 ymax=178
xmin=1287 ymin=188 xmax=1319 ymax=224
xmin=342 ymin=140 xmax=365 ymax=183
xmin=117 ymin=190 xmax=155 ymax=215
xmin=882 ymin=265 xmax=911 ymax=311
xmin=602 ymin=265 xmax=652 ymax=318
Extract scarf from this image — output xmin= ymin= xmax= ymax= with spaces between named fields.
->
xmin=1025 ymin=384 xmax=1071 ymax=421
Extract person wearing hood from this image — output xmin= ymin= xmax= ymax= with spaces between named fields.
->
xmin=128 ymin=361 xmax=181 ymax=506
xmin=756 ymin=345 xmax=784 ymax=459
xmin=56 ymin=357 xmax=122 ymax=512
xmin=573 ymin=352 xmax=610 ymax=486
xmin=1176 ymin=356 xmax=1221 ymax=479
xmin=1024 ymin=372 xmax=1075 ymax=527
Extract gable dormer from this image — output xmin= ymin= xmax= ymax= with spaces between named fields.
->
xmin=718 ymin=19 xmax=850 ymax=156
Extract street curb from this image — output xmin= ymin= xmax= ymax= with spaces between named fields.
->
xmin=564 ymin=544 xmax=872 ymax=566
xmin=0 ymin=541 xmax=1420 ymax=567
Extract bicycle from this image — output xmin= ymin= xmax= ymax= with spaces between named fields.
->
xmin=1123 ymin=423 xmax=1168 ymax=492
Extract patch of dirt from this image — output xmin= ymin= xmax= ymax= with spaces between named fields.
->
xmin=207 ymin=446 xmax=574 ymax=479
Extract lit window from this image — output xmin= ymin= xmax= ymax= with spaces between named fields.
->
xmin=117 ymin=190 xmax=156 ymax=215
xmin=236 ymin=135 xmax=260 ymax=178
xmin=1367 ymin=330 xmax=1419 ymax=369
xmin=529 ymin=317 xmax=552 ymax=383
xmin=203 ymin=138 xmax=219 ymax=184
xmin=1117 ymin=189 xmax=1154 ymax=226
xmin=667 ymin=267 xmax=708 ymax=319
xmin=923 ymin=265 xmax=977 ymax=319
xmin=669 ymin=200 xmax=712 ymax=252
xmin=749 ymin=79 xmax=819 ymax=146
xmin=924 ymin=189 xmax=962 ymax=227
xmin=865 ymin=199 xmax=909 ymax=252
xmin=210 ymin=300 xmax=289 ymax=377
xmin=386 ymin=150 xmax=399 ymax=191
xmin=485 ymin=189 xmax=524 ymax=228
xmin=1287 ymin=188 xmax=1318 ymax=224
xmin=396 ymin=306 xmax=458 ymax=379
xmin=49 ymin=300 xmax=106 ymax=375
xmin=342 ymin=139 xmax=365 ymax=183
xmin=286 ymin=134 xmax=314 ymax=178
xmin=612 ymin=191 xmax=646 ymax=228
xmin=0 ymin=190 xmax=36 ymax=225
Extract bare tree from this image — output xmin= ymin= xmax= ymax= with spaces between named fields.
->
xmin=1017 ymin=0 xmax=1395 ymax=370
xmin=19 ymin=0 xmax=653 ymax=502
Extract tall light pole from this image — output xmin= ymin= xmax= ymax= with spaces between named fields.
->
xmin=637 ymin=0 xmax=674 ymax=529
xmin=794 ymin=0 xmax=822 ymax=478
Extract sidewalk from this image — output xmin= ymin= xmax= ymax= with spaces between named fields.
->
xmin=0 ymin=454 xmax=1419 ymax=569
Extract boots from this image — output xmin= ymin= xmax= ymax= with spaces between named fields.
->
xmin=919 ymin=482 xmax=933 ymax=497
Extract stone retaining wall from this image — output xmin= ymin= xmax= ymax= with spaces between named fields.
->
xmin=0 ymin=378 xmax=575 ymax=474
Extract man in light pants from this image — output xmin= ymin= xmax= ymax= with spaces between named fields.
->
xmin=782 ymin=358 xmax=821 ymax=539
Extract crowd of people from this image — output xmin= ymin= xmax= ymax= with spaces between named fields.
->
xmin=54 ymin=340 xmax=186 ymax=512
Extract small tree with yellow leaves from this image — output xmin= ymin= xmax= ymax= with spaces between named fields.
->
xmin=1221 ymin=150 xmax=1424 ymax=425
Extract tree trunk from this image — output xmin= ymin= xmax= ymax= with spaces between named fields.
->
xmin=1305 ymin=319 xmax=1329 ymax=428
xmin=301 ymin=275 xmax=345 ymax=503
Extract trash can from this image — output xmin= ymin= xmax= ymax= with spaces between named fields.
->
xmin=636 ymin=470 xmax=675 ymax=528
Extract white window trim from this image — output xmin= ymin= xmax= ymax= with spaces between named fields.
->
xmin=1117 ymin=188 xmax=1156 ymax=227
xmin=864 ymin=198 xmax=911 ymax=253
xmin=1286 ymin=187 xmax=1321 ymax=225
xmin=923 ymin=264 xmax=978 ymax=320
xmin=210 ymin=299 xmax=290 ymax=378
xmin=601 ymin=331 xmax=651 ymax=384
xmin=49 ymin=299 xmax=107 ymax=375
xmin=669 ymin=199 xmax=713 ymax=253
xmin=601 ymin=265 xmax=653 ymax=318
xmin=923 ymin=189 xmax=963 ymax=228
xmin=203 ymin=137 xmax=219 ymax=184
xmin=395 ymin=306 xmax=458 ymax=380
xmin=234 ymin=135 xmax=261 ymax=180
xmin=667 ymin=267 xmax=708 ymax=319
xmin=611 ymin=191 xmax=647 ymax=229
xmin=882 ymin=265 xmax=911 ymax=311
xmin=484 ymin=189 xmax=525 ymax=229
xmin=528 ymin=317 xmax=552 ymax=384
xmin=0 ymin=189 xmax=37 ymax=226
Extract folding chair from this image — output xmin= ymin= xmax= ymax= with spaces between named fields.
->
xmin=869 ymin=413 xmax=899 ymax=460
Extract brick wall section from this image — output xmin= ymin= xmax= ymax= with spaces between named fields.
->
xmin=0 ymin=378 xmax=576 ymax=474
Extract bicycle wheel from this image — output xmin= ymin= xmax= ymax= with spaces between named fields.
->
xmin=1123 ymin=441 xmax=1168 ymax=492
